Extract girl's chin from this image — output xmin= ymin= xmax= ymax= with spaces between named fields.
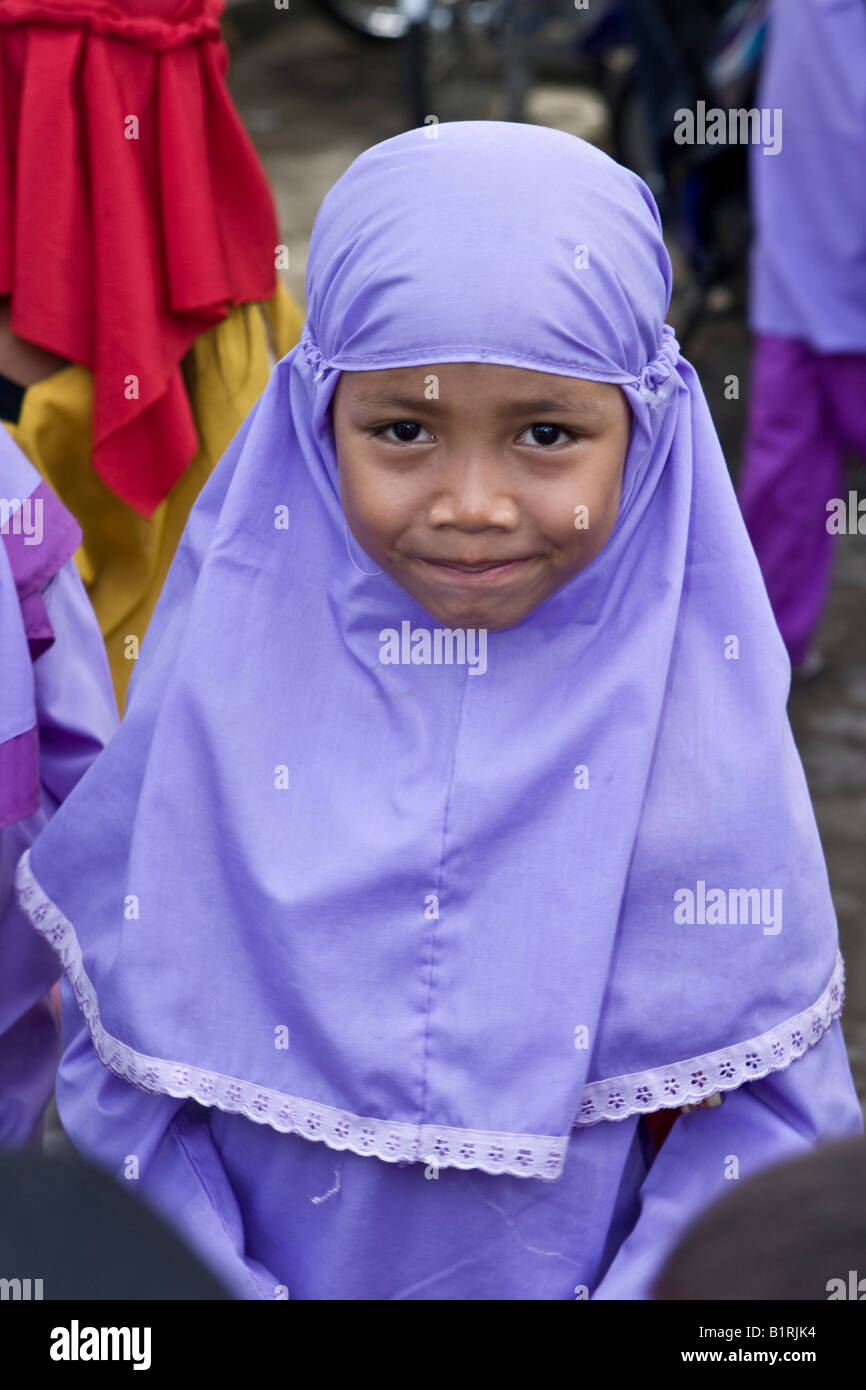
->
xmin=389 ymin=555 xmax=556 ymax=630
xmin=415 ymin=595 xmax=536 ymax=632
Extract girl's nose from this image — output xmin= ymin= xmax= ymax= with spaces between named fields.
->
xmin=426 ymin=454 xmax=520 ymax=531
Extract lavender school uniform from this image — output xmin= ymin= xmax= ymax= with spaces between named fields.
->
xmin=16 ymin=122 xmax=863 ymax=1298
xmin=0 ymin=431 xmax=117 ymax=1145
xmin=737 ymin=0 xmax=866 ymax=666
xmin=749 ymin=0 xmax=866 ymax=354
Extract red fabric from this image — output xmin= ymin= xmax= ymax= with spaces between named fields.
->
xmin=0 ymin=1 xmax=223 ymax=50
xmin=643 ymin=1109 xmax=679 ymax=1153
xmin=644 ymin=1094 xmax=726 ymax=1154
xmin=0 ymin=0 xmax=279 ymax=516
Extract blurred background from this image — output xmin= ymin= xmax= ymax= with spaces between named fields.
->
xmin=220 ymin=0 xmax=866 ymax=1107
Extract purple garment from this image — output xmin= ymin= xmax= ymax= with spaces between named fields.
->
xmin=738 ymin=334 xmax=866 ymax=666
xmin=1 ymin=437 xmax=83 ymax=829
xmin=54 ymin=982 xmax=862 ymax=1300
xmin=750 ymin=0 xmax=866 ymax=351
xmin=12 ymin=121 xmax=863 ymax=1295
xmin=741 ymin=1 xmax=866 ymax=663
xmin=0 ymin=431 xmax=118 ymax=1144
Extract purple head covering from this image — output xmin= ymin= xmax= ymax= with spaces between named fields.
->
xmin=750 ymin=0 xmax=866 ymax=351
xmin=16 ymin=122 xmax=844 ymax=1181
xmin=1 ymin=431 xmax=82 ymax=829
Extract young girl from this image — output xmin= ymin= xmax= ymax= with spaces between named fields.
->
xmin=1 ymin=431 xmax=116 ymax=1145
xmin=14 ymin=121 xmax=863 ymax=1300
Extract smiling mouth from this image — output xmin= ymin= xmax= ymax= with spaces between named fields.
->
xmin=412 ymin=555 xmax=540 ymax=584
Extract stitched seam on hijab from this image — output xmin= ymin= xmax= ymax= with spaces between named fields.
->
xmin=299 ymin=327 xmax=680 ymax=394
xmin=328 ymin=351 xmax=628 ymax=377
xmin=15 ymin=848 xmax=569 ymax=1183
xmin=415 ymin=665 xmax=471 ymax=1128
xmin=574 ymin=949 xmax=846 ymax=1127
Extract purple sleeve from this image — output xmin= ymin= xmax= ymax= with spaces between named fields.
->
xmin=592 ymin=1019 xmax=864 ymax=1300
xmin=0 ymin=558 xmax=117 ymax=1146
xmin=56 ymin=976 xmax=284 ymax=1302
xmin=29 ymin=558 xmax=118 ymax=804
xmin=0 ymin=871 xmax=60 ymax=1147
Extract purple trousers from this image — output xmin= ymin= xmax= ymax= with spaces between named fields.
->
xmin=738 ymin=334 xmax=866 ymax=667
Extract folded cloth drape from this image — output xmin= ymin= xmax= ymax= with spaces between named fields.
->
xmin=0 ymin=0 xmax=280 ymax=515
xmin=1 ymin=439 xmax=82 ymax=828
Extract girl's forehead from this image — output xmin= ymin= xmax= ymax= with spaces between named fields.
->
xmin=336 ymin=362 xmax=621 ymax=401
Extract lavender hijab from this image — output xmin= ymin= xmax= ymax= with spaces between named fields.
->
xmin=750 ymin=0 xmax=866 ymax=351
xmin=17 ymin=123 xmax=844 ymax=1181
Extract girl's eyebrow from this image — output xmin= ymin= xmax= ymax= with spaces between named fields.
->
xmin=501 ymin=397 xmax=605 ymax=416
xmin=350 ymin=390 xmax=605 ymax=416
xmin=351 ymin=391 xmax=433 ymax=411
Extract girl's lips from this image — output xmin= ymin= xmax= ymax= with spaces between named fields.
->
xmin=413 ymin=556 xmax=540 ymax=584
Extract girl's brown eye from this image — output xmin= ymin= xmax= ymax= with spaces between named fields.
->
xmin=519 ymin=424 xmax=574 ymax=446
xmin=373 ymin=422 xmax=433 ymax=443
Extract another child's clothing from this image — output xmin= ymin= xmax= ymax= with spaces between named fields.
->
xmin=0 ymin=434 xmax=117 ymax=1145
xmin=738 ymin=0 xmax=866 ymax=663
xmin=3 ymin=286 xmax=304 ymax=710
xmin=739 ymin=335 xmax=866 ymax=667
xmin=0 ymin=0 xmax=285 ymax=514
xmin=0 ymin=0 xmax=305 ymax=709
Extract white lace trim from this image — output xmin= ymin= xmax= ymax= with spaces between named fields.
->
xmin=575 ymin=948 xmax=845 ymax=1126
xmin=15 ymin=851 xmax=568 ymax=1181
xmin=15 ymin=849 xmax=845 ymax=1179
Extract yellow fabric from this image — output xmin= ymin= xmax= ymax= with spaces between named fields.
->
xmin=4 ymin=281 xmax=304 ymax=713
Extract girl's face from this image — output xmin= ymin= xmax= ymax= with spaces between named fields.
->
xmin=332 ymin=362 xmax=632 ymax=631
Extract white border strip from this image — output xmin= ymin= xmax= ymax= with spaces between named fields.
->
xmin=575 ymin=949 xmax=845 ymax=1125
xmin=15 ymin=849 xmax=568 ymax=1181
xmin=15 ymin=848 xmax=845 ymax=1175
